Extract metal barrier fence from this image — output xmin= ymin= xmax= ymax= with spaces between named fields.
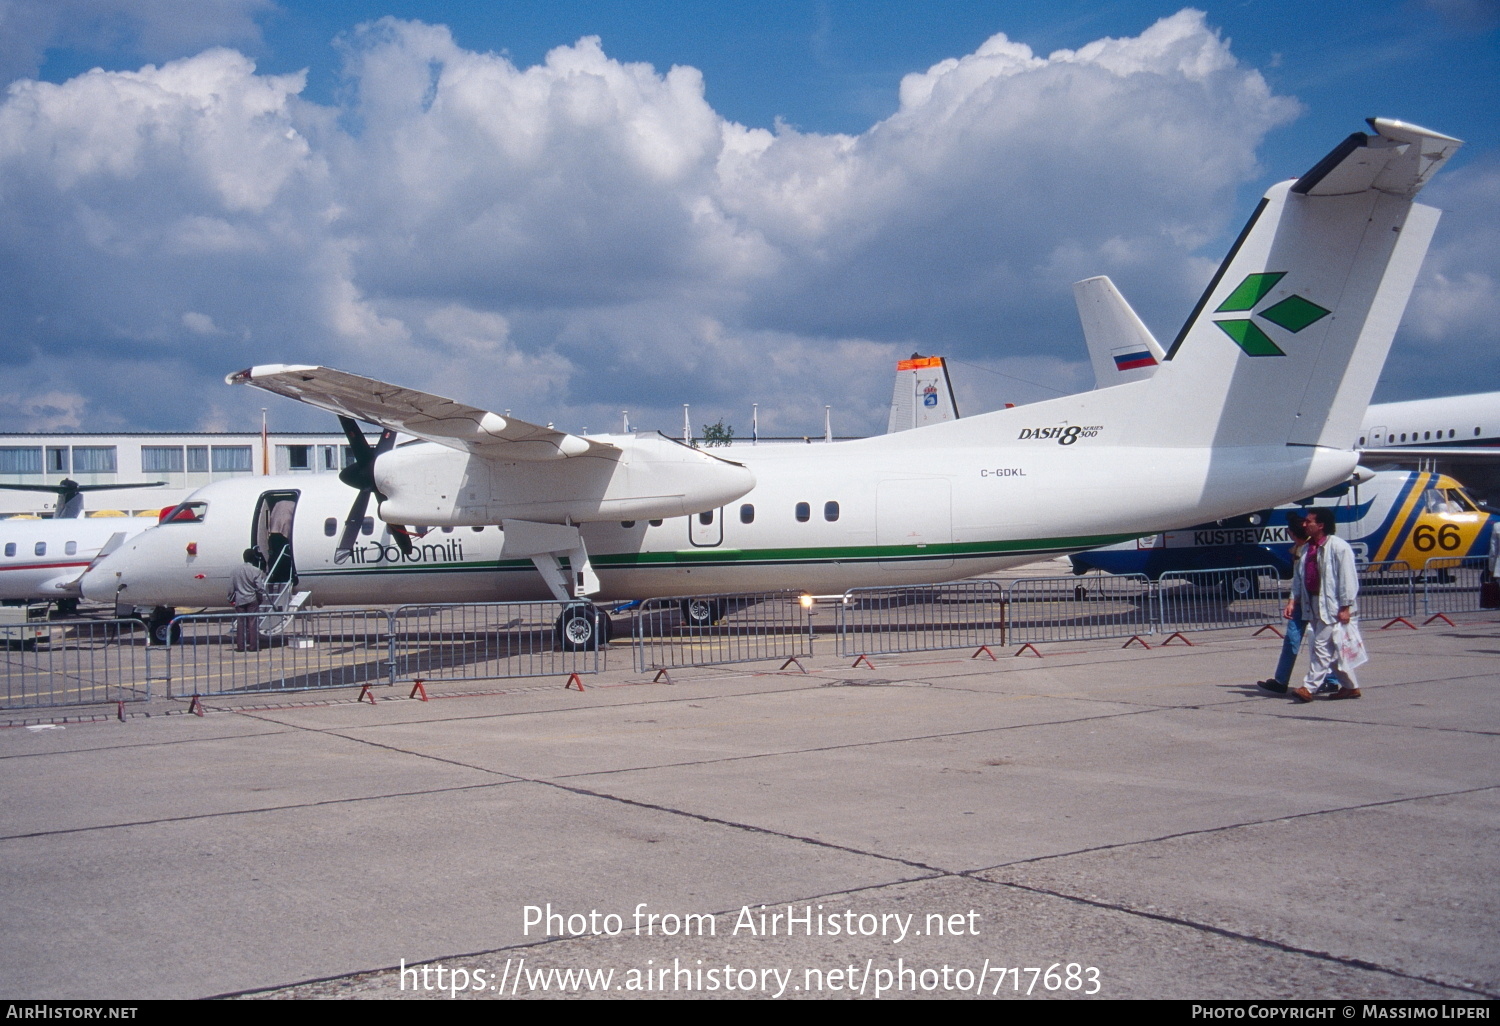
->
xmin=1421 ymin=556 xmax=1490 ymax=616
xmin=0 ymin=617 xmax=155 ymax=710
xmin=167 ymin=609 xmax=393 ymax=698
xmin=391 ymin=602 xmax=604 ymax=683
xmin=1006 ymin=574 xmax=1155 ymax=645
xmin=1356 ymin=561 xmax=1417 ymax=622
xmin=1157 ymin=566 xmax=1283 ymax=634
xmin=632 ymin=592 xmax=812 ymax=673
xmin=837 ymin=581 xmax=1005 ymax=658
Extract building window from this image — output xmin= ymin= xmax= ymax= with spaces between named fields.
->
xmin=46 ymin=447 xmax=70 ymax=474
xmin=211 ymin=446 xmax=253 ymax=473
xmin=740 ymin=504 xmax=754 ymax=524
xmin=141 ymin=446 xmax=185 ymax=473
xmin=72 ymin=447 xmax=116 ymax=473
xmin=795 ymin=502 xmax=810 ymax=522
xmin=187 ymin=446 xmax=209 ymax=473
xmin=824 ymin=501 xmax=840 ymax=522
xmin=285 ymin=445 xmax=311 ymax=471
xmin=0 ymin=448 xmax=42 ymax=475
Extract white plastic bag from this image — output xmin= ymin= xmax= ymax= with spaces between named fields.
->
xmin=1334 ymin=621 xmax=1368 ymax=670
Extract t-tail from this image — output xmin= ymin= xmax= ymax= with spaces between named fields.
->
xmin=1145 ymin=117 xmax=1462 ymax=450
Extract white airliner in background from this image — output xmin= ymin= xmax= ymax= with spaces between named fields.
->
xmin=81 ymin=118 xmax=1462 ymax=647
xmin=0 ymin=515 xmax=160 ymax=614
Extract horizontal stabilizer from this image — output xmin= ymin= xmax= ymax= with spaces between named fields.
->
xmin=228 ymin=365 xmax=618 ymax=462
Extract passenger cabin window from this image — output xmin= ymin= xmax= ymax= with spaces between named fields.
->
xmin=324 ymin=518 xmax=337 ymax=537
xmin=34 ymin=542 xmax=46 ymax=556
xmin=621 ymin=521 xmax=636 ymax=528
xmin=824 ymin=501 xmax=840 ymax=522
xmin=649 ymin=519 xmax=663 ymax=527
xmin=3 ymin=543 xmax=13 ymax=557
xmin=65 ymin=541 xmax=77 ymax=556
xmin=795 ymin=502 xmax=810 ymax=523
xmin=699 ymin=511 xmax=714 ymax=526
xmin=361 ymin=517 xmax=375 ymax=536
xmin=740 ymin=504 xmax=754 ymax=524
xmin=472 ymin=525 xmax=484 ymax=533
xmin=441 ymin=526 xmax=453 ymax=534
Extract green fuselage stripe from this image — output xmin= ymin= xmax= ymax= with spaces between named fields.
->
xmin=299 ymin=533 xmax=1140 ymax=577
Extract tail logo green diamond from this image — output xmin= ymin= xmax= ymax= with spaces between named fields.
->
xmin=1212 ymin=272 xmax=1330 ymax=357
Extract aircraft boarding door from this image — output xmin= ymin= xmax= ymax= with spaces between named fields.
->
xmin=251 ymin=490 xmax=301 ymax=585
xmin=876 ymin=480 xmax=952 ymax=570
xmin=689 ymin=508 xmax=724 ymax=547
xmin=1366 ymin=426 xmax=1388 ymax=447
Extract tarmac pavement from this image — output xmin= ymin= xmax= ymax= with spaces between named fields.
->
xmin=1 ymin=608 xmax=1496 ymax=1000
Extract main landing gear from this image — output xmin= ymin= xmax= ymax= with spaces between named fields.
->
xmin=555 ymin=603 xmax=613 ymax=651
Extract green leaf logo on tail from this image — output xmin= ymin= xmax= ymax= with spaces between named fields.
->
xmin=1213 ymin=272 xmax=1330 ymax=357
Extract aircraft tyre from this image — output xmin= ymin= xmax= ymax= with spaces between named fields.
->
xmin=680 ymin=598 xmax=723 ymax=628
xmin=146 ymin=606 xmax=180 ymax=646
xmin=556 ymin=604 xmax=610 ymax=651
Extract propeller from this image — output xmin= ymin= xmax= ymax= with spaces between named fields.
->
xmin=335 ymin=417 xmax=412 ymax=559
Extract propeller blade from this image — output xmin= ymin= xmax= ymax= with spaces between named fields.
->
xmin=388 ymin=524 xmax=415 ymax=557
xmin=336 ymin=488 xmax=372 ymax=558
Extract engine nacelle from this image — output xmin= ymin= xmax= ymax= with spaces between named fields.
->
xmin=374 ymin=435 xmax=755 ymax=526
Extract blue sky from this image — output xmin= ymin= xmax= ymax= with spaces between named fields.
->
xmin=1 ymin=0 xmax=1496 ymax=435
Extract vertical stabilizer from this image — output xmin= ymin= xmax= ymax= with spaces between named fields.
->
xmin=1073 ymin=276 xmax=1166 ymax=387
xmin=1146 ymin=118 xmax=1461 ymax=450
xmin=888 ymin=355 xmax=960 ymax=432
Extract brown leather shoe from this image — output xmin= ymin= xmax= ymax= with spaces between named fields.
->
xmin=1291 ymin=686 xmax=1315 ymax=703
xmin=1328 ymin=688 xmax=1362 ymax=700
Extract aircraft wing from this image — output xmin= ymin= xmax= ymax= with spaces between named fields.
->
xmin=228 ymin=365 xmax=619 ymax=461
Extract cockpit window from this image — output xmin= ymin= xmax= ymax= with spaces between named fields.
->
xmin=1423 ymin=488 xmax=1475 ymax=514
xmin=159 ymin=501 xmax=207 ymax=524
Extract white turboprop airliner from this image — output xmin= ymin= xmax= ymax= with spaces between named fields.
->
xmin=81 ymin=118 xmax=1462 ymax=647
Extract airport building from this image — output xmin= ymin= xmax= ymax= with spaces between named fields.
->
xmin=0 ymin=432 xmax=360 ymax=518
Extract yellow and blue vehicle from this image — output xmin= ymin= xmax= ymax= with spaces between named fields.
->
xmin=1070 ymin=471 xmax=1495 ymax=578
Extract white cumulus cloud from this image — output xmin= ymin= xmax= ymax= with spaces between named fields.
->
xmin=8 ymin=8 xmax=1481 ymax=440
